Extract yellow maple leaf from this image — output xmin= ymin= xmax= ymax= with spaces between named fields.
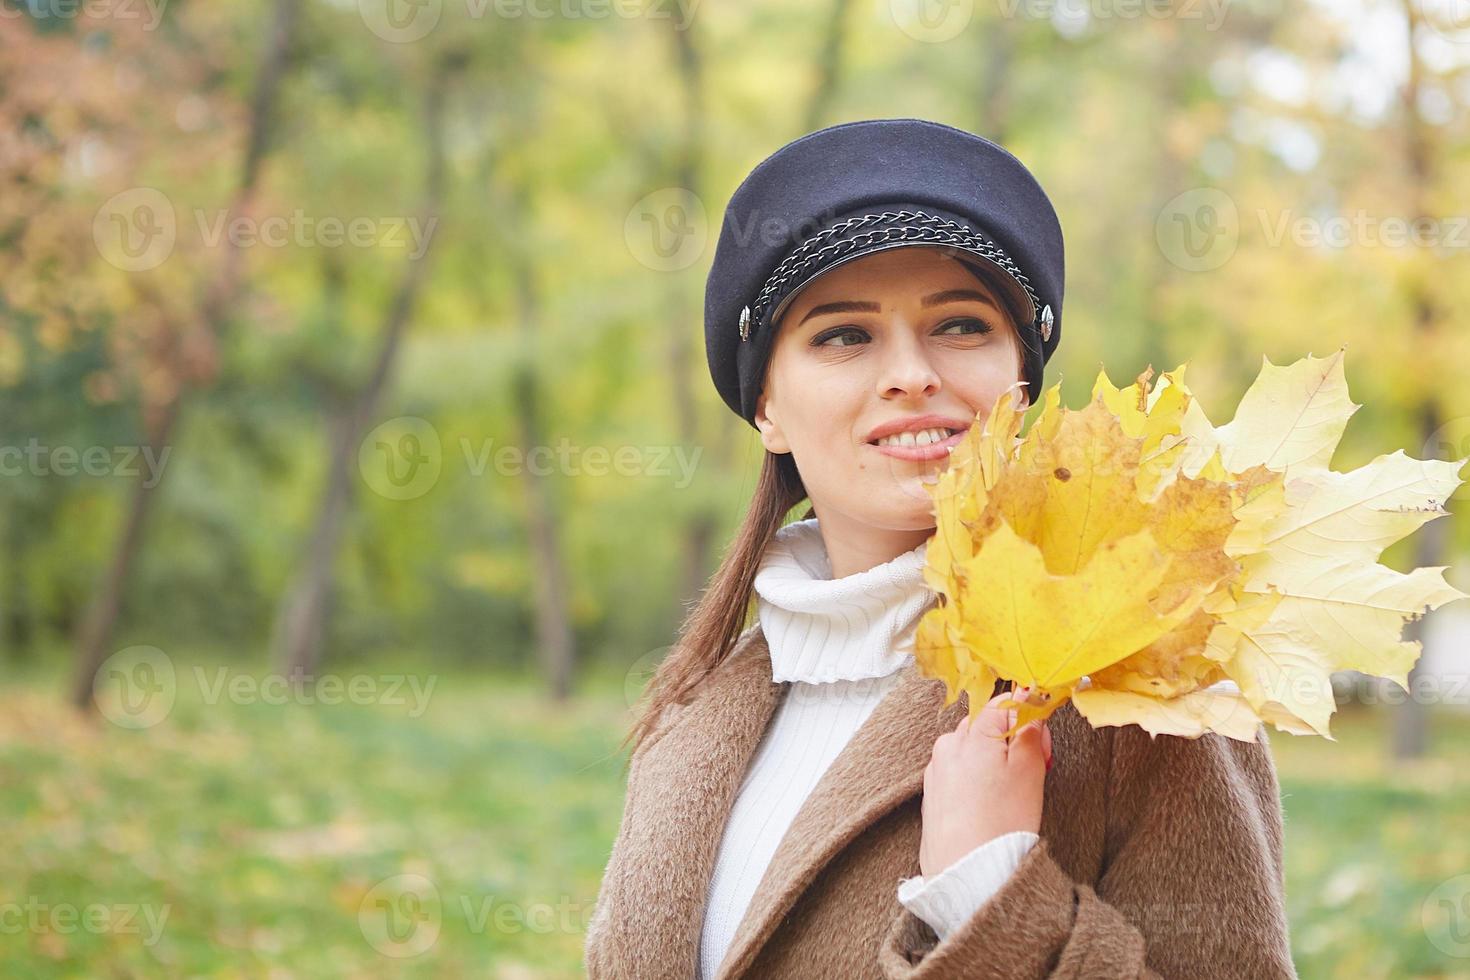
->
xmin=920 ymin=371 xmax=1239 ymax=734
xmin=916 ymin=346 xmax=1470 ymax=741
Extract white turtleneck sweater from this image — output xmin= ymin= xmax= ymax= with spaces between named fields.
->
xmin=697 ymin=518 xmax=1038 ymax=979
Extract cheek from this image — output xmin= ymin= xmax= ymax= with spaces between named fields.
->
xmin=939 ymin=349 xmax=1023 ymax=405
xmin=785 ymin=368 xmax=865 ymax=428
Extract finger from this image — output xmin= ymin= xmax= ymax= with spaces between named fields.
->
xmin=973 ymin=688 xmax=1020 ymax=741
xmin=1000 ymin=686 xmax=1034 ymax=740
xmin=1007 ymin=686 xmax=1061 ymax=740
xmin=1008 ymin=719 xmax=1048 ymax=773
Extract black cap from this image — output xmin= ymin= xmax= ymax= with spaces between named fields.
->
xmin=704 ymin=118 xmax=1065 ymax=429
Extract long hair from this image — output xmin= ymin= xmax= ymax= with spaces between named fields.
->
xmin=622 ymin=449 xmax=809 ymax=761
xmin=622 ymin=254 xmax=1031 ymax=761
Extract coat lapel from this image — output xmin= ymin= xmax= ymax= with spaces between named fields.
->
xmin=612 ymin=625 xmax=970 ymax=980
xmin=610 ymin=627 xmax=785 ymax=980
xmin=712 ymin=652 xmax=970 ymax=980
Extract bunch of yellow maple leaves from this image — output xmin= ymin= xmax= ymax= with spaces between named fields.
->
xmin=914 ymin=347 xmax=1468 ymax=741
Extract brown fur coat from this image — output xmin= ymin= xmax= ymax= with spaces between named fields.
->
xmin=585 ymin=625 xmax=1297 ymax=979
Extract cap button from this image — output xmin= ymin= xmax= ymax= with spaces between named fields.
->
xmin=739 ymin=305 xmax=751 ymax=342
xmin=1039 ymin=304 xmax=1053 ymax=343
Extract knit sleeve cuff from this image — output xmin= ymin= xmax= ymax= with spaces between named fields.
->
xmin=894 ymin=830 xmax=1039 ymax=941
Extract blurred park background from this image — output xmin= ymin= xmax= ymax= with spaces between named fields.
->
xmin=4 ymin=0 xmax=1470 ymax=976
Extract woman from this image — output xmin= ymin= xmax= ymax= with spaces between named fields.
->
xmin=585 ymin=118 xmax=1296 ymax=979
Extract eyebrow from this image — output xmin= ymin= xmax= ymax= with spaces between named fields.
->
xmin=798 ymin=289 xmax=1000 ymax=326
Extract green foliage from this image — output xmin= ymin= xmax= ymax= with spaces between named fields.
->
xmin=4 ymin=2 xmax=1466 ymax=675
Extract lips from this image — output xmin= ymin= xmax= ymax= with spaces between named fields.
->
xmin=867 ymin=428 xmax=967 ymax=461
xmin=863 ymin=413 xmax=973 ymax=462
xmin=864 ymin=413 xmax=974 ymax=445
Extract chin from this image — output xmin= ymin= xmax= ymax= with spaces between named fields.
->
xmin=866 ymin=487 xmax=942 ymax=530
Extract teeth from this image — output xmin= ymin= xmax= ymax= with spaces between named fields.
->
xmin=877 ymin=427 xmax=956 ymax=448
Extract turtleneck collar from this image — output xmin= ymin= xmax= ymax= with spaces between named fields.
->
xmin=753 ymin=518 xmax=937 ymax=684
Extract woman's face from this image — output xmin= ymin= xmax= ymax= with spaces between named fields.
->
xmin=755 ymin=245 xmax=1027 ymax=562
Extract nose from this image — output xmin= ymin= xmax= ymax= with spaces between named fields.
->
xmin=876 ymin=328 xmax=941 ymax=401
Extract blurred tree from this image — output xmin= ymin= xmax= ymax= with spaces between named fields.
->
xmin=69 ymin=0 xmax=304 ymax=709
xmin=0 ymin=0 xmax=1461 ymax=713
xmin=273 ymin=49 xmax=466 ymax=679
xmin=1391 ymin=0 xmax=1456 ymax=760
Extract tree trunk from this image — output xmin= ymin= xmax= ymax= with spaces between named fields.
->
xmin=273 ymin=406 xmax=356 ymax=680
xmin=666 ymin=19 xmax=716 ymax=616
xmin=70 ymin=0 xmax=302 ymax=712
xmin=1 ymin=509 xmax=37 ymax=661
xmin=658 ymin=1 xmax=856 ymax=628
xmin=495 ymin=122 xmax=578 ymax=700
xmin=1390 ymin=0 xmax=1447 ymax=761
xmin=803 ymin=0 xmax=853 ymax=135
xmin=275 ymin=56 xmax=457 ymax=679
xmin=511 ymin=358 xmax=575 ymax=701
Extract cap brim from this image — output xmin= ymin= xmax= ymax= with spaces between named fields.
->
xmin=764 ymin=241 xmax=1036 ymax=334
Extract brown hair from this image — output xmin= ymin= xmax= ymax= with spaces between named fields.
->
xmin=621 ymin=251 xmax=1028 ymax=763
xmin=621 ymin=449 xmax=810 ymax=762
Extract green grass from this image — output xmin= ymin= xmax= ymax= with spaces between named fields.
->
xmin=3 ymin=663 xmax=1469 ymax=978
xmin=1271 ymin=707 xmax=1470 ymax=979
xmin=2 ymin=662 xmax=636 ymax=979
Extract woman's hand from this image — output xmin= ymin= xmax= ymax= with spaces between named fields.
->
xmin=918 ymin=687 xmax=1054 ymax=878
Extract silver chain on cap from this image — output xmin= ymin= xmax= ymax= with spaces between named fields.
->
xmin=739 ymin=208 xmax=1050 ymax=344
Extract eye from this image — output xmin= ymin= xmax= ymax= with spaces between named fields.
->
xmin=935 ymin=317 xmax=993 ymax=336
xmin=812 ymin=326 xmax=869 ymax=347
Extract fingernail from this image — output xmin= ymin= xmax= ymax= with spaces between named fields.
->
xmin=1045 ymin=756 xmax=1054 ymax=772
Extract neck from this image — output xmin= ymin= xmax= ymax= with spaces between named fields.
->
xmin=807 ymin=504 xmax=934 ymax=578
xmin=753 ymin=516 xmax=936 ymax=684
